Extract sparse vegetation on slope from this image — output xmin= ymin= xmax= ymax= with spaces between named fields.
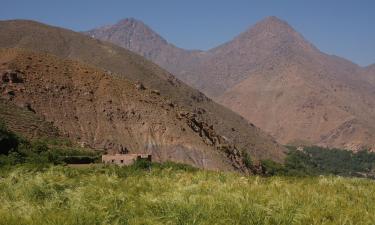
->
xmin=0 ymin=122 xmax=100 ymax=166
xmin=0 ymin=165 xmax=375 ymax=225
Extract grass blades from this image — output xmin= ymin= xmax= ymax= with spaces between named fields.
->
xmin=0 ymin=165 xmax=375 ymax=225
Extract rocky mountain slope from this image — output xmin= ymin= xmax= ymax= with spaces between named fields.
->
xmin=364 ymin=64 xmax=375 ymax=85
xmin=86 ymin=17 xmax=316 ymax=97
xmin=0 ymin=48 xmax=249 ymax=171
xmin=85 ymin=18 xmax=203 ymax=79
xmin=85 ymin=16 xmax=375 ymax=151
xmin=215 ymin=17 xmax=375 ymax=151
xmin=0 ymin=19 xmax=286 ymax=168
xmin=0 ymin=99 xmax=59 ymax=139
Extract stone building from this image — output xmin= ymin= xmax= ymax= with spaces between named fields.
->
xmin=102 ymin=153 xmax=151 ymax=166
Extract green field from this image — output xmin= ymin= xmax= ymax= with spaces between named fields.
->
xmin=0 ymin=165 xmax=374 ymax=225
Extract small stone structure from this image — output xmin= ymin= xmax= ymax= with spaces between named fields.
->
xmin=102 ymin=153 xmax=151 ymax=166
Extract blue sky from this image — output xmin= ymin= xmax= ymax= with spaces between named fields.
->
xmin=1 ymin=0 xmax=374 ymax=66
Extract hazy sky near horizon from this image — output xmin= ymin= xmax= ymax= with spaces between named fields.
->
xmin=1 ymin=0 xmax=374 ymax=66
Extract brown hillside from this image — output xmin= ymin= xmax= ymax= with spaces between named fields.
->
xmin=364 ymin=64 xmax=375 ymax=85
xmin=0 ymin=48 xmax=256 ymax=171
xmin=0 ymin=100 xmax=59 ymax=139
xmin=215 ymin=18 xmax=375 ymax=151
xmin=218 ymin=62 xmax=375 ymax=151
xmin=0 ymin=19 xmax=286 ymax=163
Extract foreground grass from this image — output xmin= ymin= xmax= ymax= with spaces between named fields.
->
xmin=0 ymin=165 xmax=375 ymax=225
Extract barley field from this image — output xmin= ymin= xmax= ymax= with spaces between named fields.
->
xmin=0 ymin=165 xmax=374 ymax=225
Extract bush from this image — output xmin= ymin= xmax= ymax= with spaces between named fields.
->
xmin=261 ymin=159 xmax=286 ymax=176
xmin=152 ymin=161 xmax=198 ymax=172
xmin=0 ymin=151 xmax=23 ymax=165
xmin=61 ymin=156 xmax=98 ymax=164
xmin=284 ymin=149 xmax=317 ymax=176
xmin=242 ymin=151 xmax=253 ymax=169
xmin=30 ymin=140 xmax=49 ymax=154
xmin=0 ymin=122 xmax=19 ymax=155
xmin=132 ymin=158 xmax=152 ymax=170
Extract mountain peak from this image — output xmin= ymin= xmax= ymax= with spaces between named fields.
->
xmin=260 ymin=16 xmax=287 ymax=24
xmin=248 ymin=16 xmax=296 ymax=35
xmin=116 ymin=17 xmax=145 ymax=26
xmin=85 ymin=17 xmax=169 ymax=47
xmin=88 ymin=18 xmax=151 ymax=33
xmin=228 ymin=16 xmax=317 ymax=55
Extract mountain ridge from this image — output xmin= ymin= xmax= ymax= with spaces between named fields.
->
xmin=86 ymin=16 xmax=371 ymax=69
xmin=84 ymin=16 xmax=375 ymax=151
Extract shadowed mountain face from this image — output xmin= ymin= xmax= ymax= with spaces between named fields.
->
xmin=0 ymin=20 xmax=286 ymax=169
xmin=85 ymin=16 xmax=375 ymax=151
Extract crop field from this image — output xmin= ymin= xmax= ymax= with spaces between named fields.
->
xmin=0 ymin=164 xmax=375 ymax=225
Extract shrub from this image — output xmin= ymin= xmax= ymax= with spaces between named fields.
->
xmin=61 ymin=156 xmax=98 ymax=164
xmin=0 ymin=122 xmax=19 ymax=155
xmin=132 ymin=158 xmax=152 ymax=170
xmin=152 ymin=161 xmax=198 ymax=172
xmin=30 ymin=140 xmax=49 ymax=154
xmin=242 ymin=151 xmax=253 ymax=169
xmin=261 ymin=159 xmax=286 ymax=176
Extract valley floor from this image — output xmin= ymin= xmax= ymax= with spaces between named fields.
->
xmin=0 ymin=165 xmax=374 ymax=225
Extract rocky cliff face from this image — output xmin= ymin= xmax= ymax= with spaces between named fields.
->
xmin=85 ymin=16 xmax=375 ymax=151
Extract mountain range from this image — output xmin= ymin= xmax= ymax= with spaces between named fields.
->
xmin=0 ymin=19 xmax=286 ymax=172
xmin=85 ymin=16 xmax=375 ymax=151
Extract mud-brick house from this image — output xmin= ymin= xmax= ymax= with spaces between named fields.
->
xmin=102 ymin=153 xmax=151 ymax=166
